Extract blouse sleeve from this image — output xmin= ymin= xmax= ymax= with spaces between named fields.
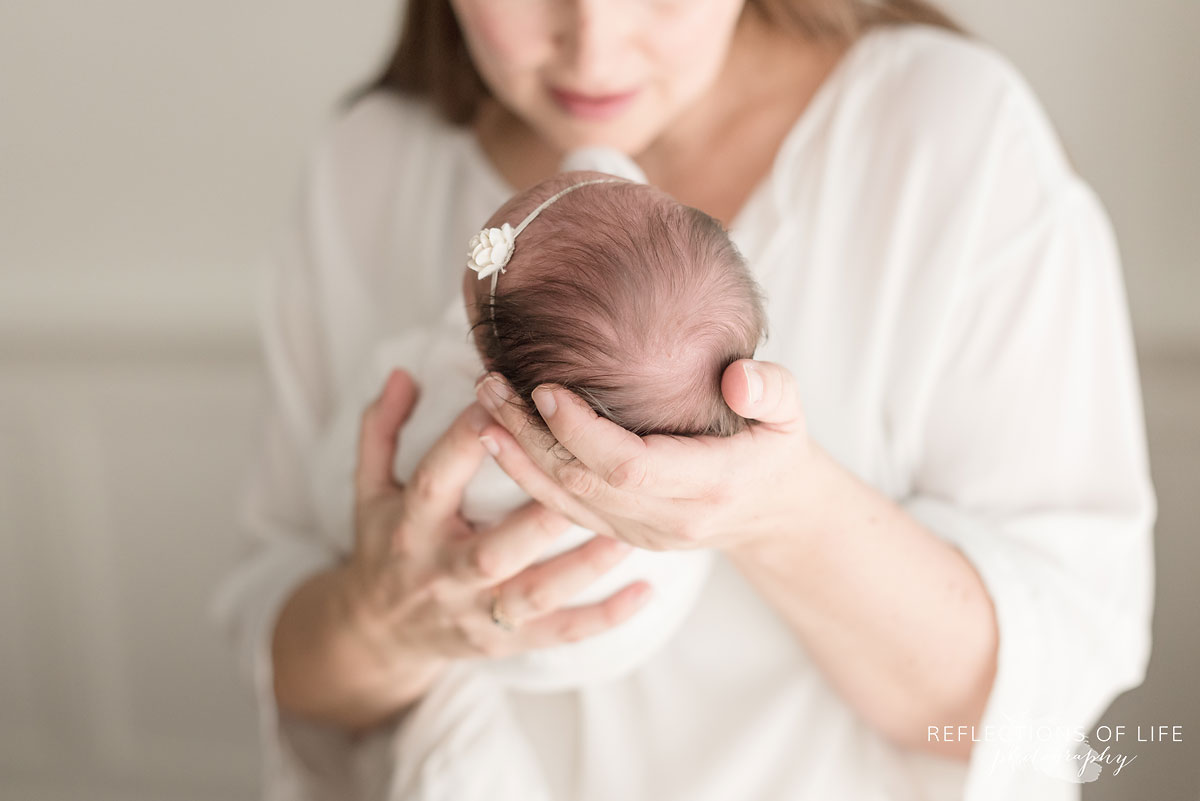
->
xmin=209 ymin=127 xmax=374 ymax=799
xmin=897 ymin=92 xmax=1155 ymax=794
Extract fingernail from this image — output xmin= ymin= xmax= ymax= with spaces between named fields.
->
xmin=743 ymin=362 xmax=763 ymax=405
xmin=478 ymin=376 xmax=511 ymax=413
xmin=479 ymin=435 xmax=499 ymax=456
xmin=532 ymin=386 xmax=557 ymax=419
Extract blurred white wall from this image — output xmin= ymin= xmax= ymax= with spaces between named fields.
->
xmin=0 ymin=2 xmax=1196 ymax=800
xmin=0 ymin=0 xmax=397 ymax=349
xmin=1 ymin=4 xmax=398 ymax=799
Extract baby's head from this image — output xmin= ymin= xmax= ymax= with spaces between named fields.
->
xmin=464 ymin=171 xmax=766 ymax=437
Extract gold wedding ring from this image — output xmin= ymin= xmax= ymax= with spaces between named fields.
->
xmin=490 ymin=596 xmax=517 ymax=632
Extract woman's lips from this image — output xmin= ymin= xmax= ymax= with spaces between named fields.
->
xmin=549 ymin=87 xmax=640 ymax=121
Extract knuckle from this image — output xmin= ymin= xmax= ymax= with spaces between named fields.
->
xmin=559 ymin=464 xmax=601 ymax=499
xmin=557 ymin=616 xmax=590 ymax=643
xmin=409 ymin=467 xmax=441 ymax=504
xmin=606 ymin=455 xmax=647 ymax=491
xmin=525 ymin=585 xmax=556 ymax=614
xmin=545 ymin=434 xmax=571 ymax=460
xmin=467 ymin=543 xmax=504 ymax=582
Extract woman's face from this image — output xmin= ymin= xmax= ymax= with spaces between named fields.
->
xmin=449 ymin=0 xmax=748 ymax=154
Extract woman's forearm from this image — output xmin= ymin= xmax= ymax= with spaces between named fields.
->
xmin=271 ymin=563 xmax=447 ymax=735
xmin=722 ymin=445 xmax=998 ymax=760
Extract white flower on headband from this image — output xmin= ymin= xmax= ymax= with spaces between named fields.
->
xmin=464 ymin=177 xmax=623 ymax=315
xmin=466 ymin=223 xmax=516 ymax=280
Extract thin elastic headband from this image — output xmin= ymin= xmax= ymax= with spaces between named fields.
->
xmin=465 ymin=177 xmax=625 ymax=334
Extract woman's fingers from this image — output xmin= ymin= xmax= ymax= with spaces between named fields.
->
xmin=721 ymin=359 xmax=806 ymax=433
xmin=446 ymin=580 xmax=651 ymax=662
xmin=401 ymin=402 xmax=493 ymax=533
xmin=444 ymin=501 xmax=573 ymax=586
xmin=479 ymin=374 xmax=723 ymax=499
xmin=477 ymin=375 xmax=646 ymax=493
xmin=354 ymin=369 xmax=420 ymax=505
xmin=493 ymin=534 xmax=634 ymax=623
xmin=477 ymin=421 xmax=615 ymax=534
xmin=515 ymin=581 xmax=652 ymax=647
xmin=530 ymin=383 xmax=654 ymax=489
xmin=477 ymin=361 xmax=807 ymax=499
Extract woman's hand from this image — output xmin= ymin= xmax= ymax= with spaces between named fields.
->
xmin=473 ymin=359 xmax=815 ymax=553
xmin=343 ymin=369 xmax=652 ymax=657
xmin=272 ymin=368 xmax=651 ymax=733
xmin=344 ymin=368 xmax=651 ymax=664
xmin=474 ymin=360 xmax=997 ymax=757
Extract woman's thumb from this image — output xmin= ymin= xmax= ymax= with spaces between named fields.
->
xmin=721 ymin=359 xmax=805 ymax=432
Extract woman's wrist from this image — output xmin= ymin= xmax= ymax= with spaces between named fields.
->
xmin=718 ymin=435 xmax=830 ymax=562
xmin=718 ymin=443 xmax=996 ymax=755
xmin=272 ymin=562 xmax=447 ymax=735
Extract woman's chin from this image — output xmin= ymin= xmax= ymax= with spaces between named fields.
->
xmin=515 ymin=100 xmax=655 ymax=156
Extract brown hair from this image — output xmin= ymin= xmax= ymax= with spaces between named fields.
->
xmin=471 ymin=174 xmax=766 ymax=438
xmin=353 ymin=0 xmax=964 ymax=125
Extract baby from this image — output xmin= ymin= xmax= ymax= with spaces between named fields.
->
xmin=309 ymin=152 xmax=768 ymax=799
xmin=311 ymin=151 xmax=765 ymax=694
xmin=465 ymin=169 xmax=766 ymax=438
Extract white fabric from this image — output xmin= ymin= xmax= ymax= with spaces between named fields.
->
xmin=211 ymin=24 xmax=1155 ymax=801
xmin=308 ymin=295 xmax=715 ymax=693
xmin=561 ymin=147 xmax=651 ymax=183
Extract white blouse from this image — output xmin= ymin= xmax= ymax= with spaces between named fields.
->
xmin=212 ymin=24 xmax=1155 ymax=801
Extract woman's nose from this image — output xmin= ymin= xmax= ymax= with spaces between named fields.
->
xmin=554 ymin=0 xmax=632 ymax=86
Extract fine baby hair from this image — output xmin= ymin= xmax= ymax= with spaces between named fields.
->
xmin=466 ymin=170 xmax=767 ymax=437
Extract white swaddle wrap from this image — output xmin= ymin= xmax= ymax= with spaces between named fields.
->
xmin=560 ymin=146 xmax=652 ymax=182
xmin=309 ymin=148 xmax=713 ymax=693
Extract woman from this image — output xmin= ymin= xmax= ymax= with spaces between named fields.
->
xmin=214 ymin=0 xmax=1155 ymax=798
